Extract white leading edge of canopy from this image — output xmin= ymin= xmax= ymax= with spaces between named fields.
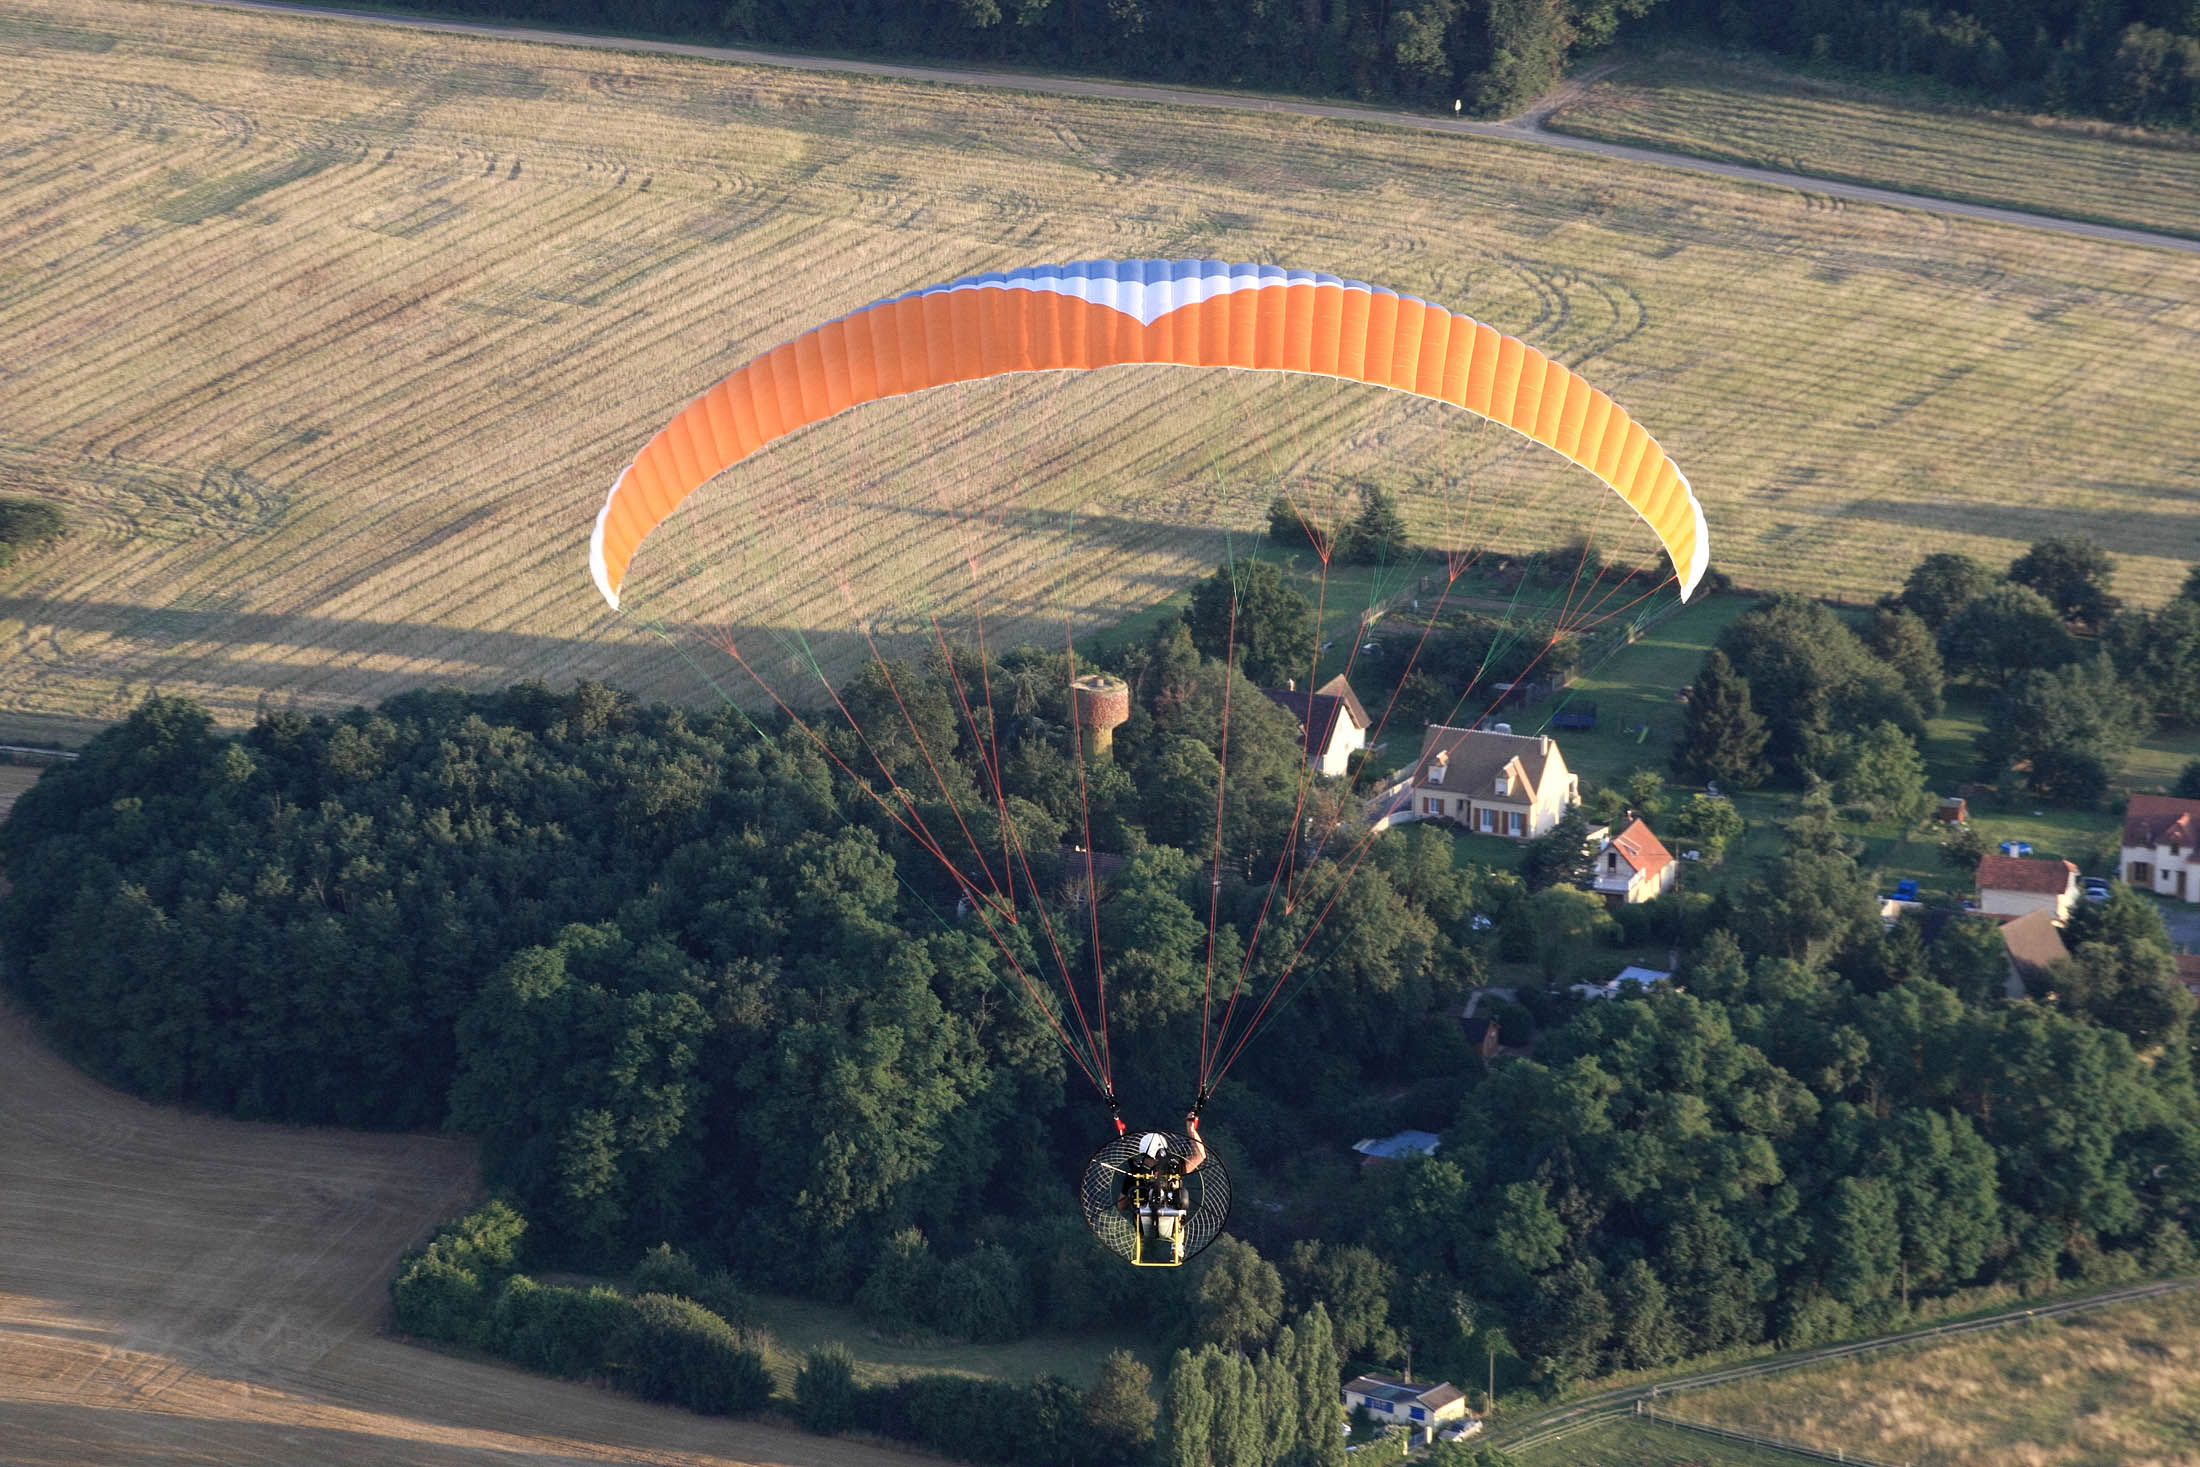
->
xmin=918 ymin=263 xmax=1342 ymax=329
xmin=590 ymin=467 xmax=623 ymax=610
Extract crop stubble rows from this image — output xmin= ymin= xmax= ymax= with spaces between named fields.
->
xmin=0 ymin=0 xmax=2197 ymax=738
xmin=1546 ymin=49 xmax=2200 ymax=242
xmin=1680 ymin=1288 xmax=2200 ymax=1465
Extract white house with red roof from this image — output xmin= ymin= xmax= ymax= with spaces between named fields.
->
xmin=1592 ymin=817 xmax=1677 ymax=905
xmin=1261 ymin=674 xmax=1371 ymax=778
xmin=1975 ymin=853 xmax=2079 ymax=922
xmin=2124 ymin=794 xmax=2200 ymax=903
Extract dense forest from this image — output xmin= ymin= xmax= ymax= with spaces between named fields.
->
xmin=350 ymin=0 xmax=2200 ymax=126
xmin=7 ymin=533 xmax=2198 ymax=1463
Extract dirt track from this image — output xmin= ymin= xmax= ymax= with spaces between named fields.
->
xmin=0 ymin=1002 xmax=937 ymax=1466
xmin=193 ymin=0 xmax=2200 ymax=259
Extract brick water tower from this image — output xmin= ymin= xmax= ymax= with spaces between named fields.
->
xmin=1070 ymin=673 xmax=1131 ymax=762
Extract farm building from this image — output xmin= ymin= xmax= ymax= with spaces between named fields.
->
xmin=1378 ymin=726 xmax=1579 ymax=838
xmin=2123 ymin=795 xmax=2200 ymax=903
xmin=1262 ymin=674 xmax=1371 ymax=778
xmin=1592 ymin=817 xmax=1677 ymax=905
xmin=1975 ymin=853 xmax=2079 ymax=922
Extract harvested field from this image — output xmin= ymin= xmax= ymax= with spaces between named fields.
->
xmin=1681 ymin=1287 xmax=2200 ymax=1466
xmin=3 ymin=0 xmax=2200 ymax=740
xmin=0 ymin=999 xmax=940 ymax=1466
xmin=1545 ymin=49 xmax=2200 ymax=241
xmin=0 ymin=763 xmax=44 ymax=818
xmin=1516 ymin=1414 xmax=1819 ymax=1464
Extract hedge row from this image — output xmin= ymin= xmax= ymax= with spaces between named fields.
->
xmin=392 ymin=1204 xmax=1096 ymax=1466
xmin=793 ymin=1350 xmax=1093 ymax=1467
xmin=389 ymin=1202 xmax=773 ymax=1415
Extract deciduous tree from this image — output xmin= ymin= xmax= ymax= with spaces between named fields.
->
xmin=1193 ymin=1236 xmax=1285 ymax=1353
xmin=1939 ymin=583 xmax=2076 ymax=686
xmin=2009 ymin=535 xmax=2119 ymax=628
xmin=1898 ymin=552 xmax=1997 ymax=630
xmin=1086 ymin=1349 xmax=1158 ymax=1457
xmin=1185 ymin=560 xmax=1316 ymax=688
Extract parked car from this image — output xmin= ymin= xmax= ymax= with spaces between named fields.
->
xmin=2083 ymin=877 xmax=2112 ymax=902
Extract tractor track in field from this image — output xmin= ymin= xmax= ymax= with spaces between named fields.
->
xmin=1494 ymin=1276 xmax=2200 ymax=1456
xmin=182 ymin=0 xmax=2200 ymax=260
xmin=0 ymin=998 xmax=945 ymax=1466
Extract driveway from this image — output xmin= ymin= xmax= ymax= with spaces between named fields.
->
xmin=2158 ymin=902 xmax=2200 ymax=953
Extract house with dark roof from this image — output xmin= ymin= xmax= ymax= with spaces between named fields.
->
xmin=1975 ymin=853 xmax=2078 ymax=923
xmin=1261 ymin=674 xmax=1371 ymax=778
xmin=1999 ymin=907 xmax=2070 ymax=997
xmin=2124 ymin=795 xmax=2200 ymax=903
xmin=1592 ymin=817 xmax=1677 ymax=905
xmin=1380 ymin=725 xmax=1580 ymax=838
xmin=1341 ymin=1373 xmax=1470 ymax=1433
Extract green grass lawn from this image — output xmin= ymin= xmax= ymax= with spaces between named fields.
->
xmin=1516 ymin=1414 xmax=1827 ymax=1466
xmin=1449 ymin=828 xmax=1528 ymax=871
xmin=740 ymin=1292 xmax=1153 ymax=1395
xmin=1074 ymin=542 xmax=1442 ymax=681
xmin=1504 ymin=593 xmax=1755 ymax=790
xmin=1450 ymin=592 xmax=2199 ymax=898
xmin=1544 ymin=46 xmax=2200 ymax=240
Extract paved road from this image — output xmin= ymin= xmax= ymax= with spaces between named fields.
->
xmin=188 ymin=0 xmax=2200 ymax=259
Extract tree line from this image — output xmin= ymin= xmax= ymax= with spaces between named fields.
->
xmin=1675 ymin=535 xmax=2200 ymax=813
xmin=1677 ymin=0 xmax=2200 ymax=130
xmin=331 ymin=0 xmax=2200 ymax=129
xmin=5 ymin=556 xmax=2197 ymax=1436
xmin=392 ymin=1192 xmax=1370 ymax=1467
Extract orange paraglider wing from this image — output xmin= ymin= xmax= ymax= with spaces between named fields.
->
xmin=589 ymin=260 xmax=1708 ymax=609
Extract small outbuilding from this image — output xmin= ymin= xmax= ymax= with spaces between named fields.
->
xmin=1571 ymin=966 xmax=1672 ymax=1001
xmin=1352 ymin=1131 xmax=1442 ymax=1162
xmin=1975 ymin=853 xmax=2079 ymax=923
